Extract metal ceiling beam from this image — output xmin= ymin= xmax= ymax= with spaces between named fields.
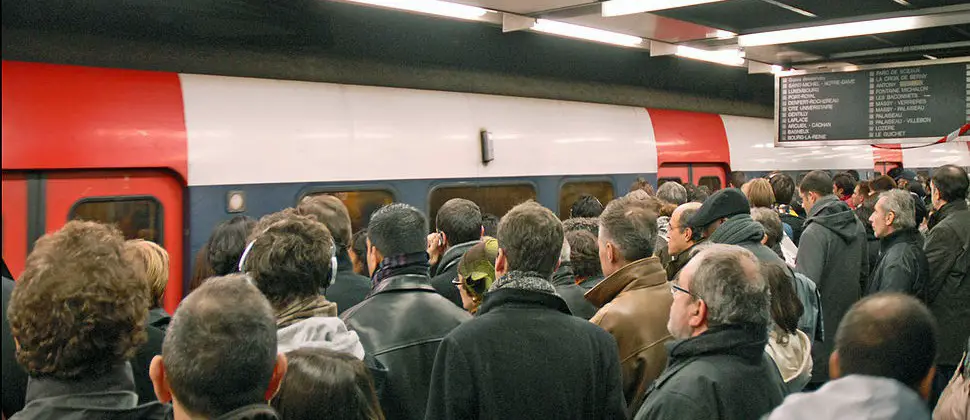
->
xmin=827 ymin=41 xmax=970 ymax=60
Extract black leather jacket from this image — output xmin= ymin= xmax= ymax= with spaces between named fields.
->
xmin=341 ymin=274 xmax=470 ymax=420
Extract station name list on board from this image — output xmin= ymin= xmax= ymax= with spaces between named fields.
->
xmin=777 ymin=60 xmax=969 ymax=145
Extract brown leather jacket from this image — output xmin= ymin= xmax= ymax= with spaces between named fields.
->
xmin=586 ymin=257 xmax=673 ymax=416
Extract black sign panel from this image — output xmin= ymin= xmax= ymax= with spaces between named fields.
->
xmin=777 ymin=61 xmax=970 ymax=145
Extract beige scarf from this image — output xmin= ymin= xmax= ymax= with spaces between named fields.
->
xmin=275 ymin=295 xmax=338 ymax=329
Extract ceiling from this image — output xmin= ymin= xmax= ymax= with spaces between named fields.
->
xmin=452 ymin=0 xmax=970 ymax=68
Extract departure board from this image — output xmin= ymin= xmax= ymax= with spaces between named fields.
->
xmin=777 ymin=61 xmax=970 ymax=145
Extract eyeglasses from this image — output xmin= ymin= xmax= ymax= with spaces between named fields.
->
xmin=669 ymin=281 xmax=698 ymax=299
xmin=452 ymin=277 xmax=463 ymax=286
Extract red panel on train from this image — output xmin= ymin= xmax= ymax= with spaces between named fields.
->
xmin=648 ymin=108 xmax=731 ymax=165
xmin=1 ymin=61 xmax=188 ymax=182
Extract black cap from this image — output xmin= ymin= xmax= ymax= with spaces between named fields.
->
xmin=894 ymin=170 xmax=917 ymax=182
xmin=688 ymin=188 xmax=751 ymax=229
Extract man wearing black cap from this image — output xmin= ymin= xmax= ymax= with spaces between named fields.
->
xmin=795 ymin=170 xmax=869 ymax=390
xmin=894 ymin=169 xmax=929 ymax=227
xmin=688 ymin=188 xmax=787 ymax=268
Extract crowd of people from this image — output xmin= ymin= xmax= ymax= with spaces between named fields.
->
xmin=1 ymin=164 xmax=968 ymax=420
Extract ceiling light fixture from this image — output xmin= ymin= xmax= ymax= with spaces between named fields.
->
xmin=532 ymin=19 xmax=644 ymax=47
xmin=923 ymin=54 xmax=939 ymax=59
xmin=602 ymin=0 xmax=726 ymax=17
xmin=344 ymin=0 xmax=491 ymax=20
xmin=675 ymin=45 xmax=745 ymax=66
xmin=738 ymin=12 xmax=970 ymax=47
xmin=714 ymin=29 xmax=737 ymax=39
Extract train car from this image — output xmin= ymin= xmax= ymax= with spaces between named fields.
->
xmin=3 ymin=60 xmax=969 ymax=311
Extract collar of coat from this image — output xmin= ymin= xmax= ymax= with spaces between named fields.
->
xmin=25 ymin=362 xmax=138 ymax=407
xmin=585 ymin=257 xmax=666 ymax=307
xmin=878 ymin=227 xmax=923 ymax=253
xmin=929 ymin=200 xmax=969 ymax=230
xmin=653 ymin=324 xmax=770 ymax=389
xmin=478 ymin=287 xmax=571 ymax=316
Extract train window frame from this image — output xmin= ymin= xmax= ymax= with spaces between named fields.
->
xmin=68 ymin=195 xmax=165 ymax=245
xmin=297 ymin=186 xmax=398 ymax=233
xmin=697 ymin=176 xmax=722 ymax=192
xmin=427 ymin=181 xmax=539 ymax=230
xmin=557 ymin=178 xmax=615 ymax=220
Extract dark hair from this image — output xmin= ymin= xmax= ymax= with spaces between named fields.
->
xmin=847 ymin=170 xmax=860 ymax=181
xmin=836 ymin=293 xmax=938 ymax=389
xmin=245 ymin=210 xmax=335 ymax=308
xmin=760 ymin=262 xmax=803 ymax=337
xmin=563 ymin=217 xmax=599 ymax=237
xmin=750 ymin=208 xmax=783 ymax=249
xmin=164 ymin=275 xmax=278 ymax=418
xmin=481 ymin=213 xmax=500 ymax=238
xmin=630 ymin=177 xmax=655 ymax=195
xmin=189 ymin=243 xmax=216 ymax=293
xmin=351 ymin=229 xmax=368 ymax=262
xmin=566 ymin=230 xmax=602 ymax=279
xmin=570 ymin=195 xmax=605 ymax=218
xmin=297 ymin=195 xmax=353 ymax=249
xmin=599 ymin=197 xmax=658 ymax=262
xmin=833 ymin=172 xmax=857 ymax=198
xmin=675 ymin=205 xmax=703 ymax=242
xmin=368 ymin=203 xmax=427 ymax=257
xmin=931 ymin=164 xmax=969 ymax=203
xmin=869 ymin=175 xmax=897 ymax=193
xmin=730 ymin=171 xmax=747 ymax=188
xmin=8 ymin=221 xmax=149 ymax=380
xmin=272 ymin=348 xmax=384 ymax=420
xmin=856 ymin=180 xmax=871 ymax=197
xmin=694 ymin=185 xmax=712 ymax=202
xmin=768 ymin=173 xmax=796 ymax=205
xmin=436 ymin=199 xmax=483 ymax=245
xmin=799 ymin=170 xmax=835 ymax=196
xmin=497 ymin=201 xmax=564 ymax=278
xmin=208 ymin=216 xmax=257 ymax=276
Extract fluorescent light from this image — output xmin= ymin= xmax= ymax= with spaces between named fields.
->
xmin=532 ymin=19 xmax=644 ymax=47
xmin=714 ymin=29 xmax=736 ymax=39
xmin=345 ymin=0 xmax=490 ymax=20
xmin=923 ymin=54 xmax=939 ymax=59
xmin=602 ymin=0 xmax=725 ymax=16
xmin=739 ymin=16 xmax=922 ymax=47
xmin=675 ymin=46 xmax=745 ymax=66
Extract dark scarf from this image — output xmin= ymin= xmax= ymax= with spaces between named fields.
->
xmin=490 ymin=270 xmax=558 ymax=296
xmin=709 ymin=214 xmax=765 ymax=245
xmin=371 ymin=252 xmax=431 ymax=287
xmin=275 ymin=295 xmax=337 ymax=329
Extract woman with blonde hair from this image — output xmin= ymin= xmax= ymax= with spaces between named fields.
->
xmin=742 ymin=178 xmax=777 ymax=208
xmin=454 ymin=237 xmax=500 ymax=314
xmin=125 ymin=239 xmax=171 ymax=330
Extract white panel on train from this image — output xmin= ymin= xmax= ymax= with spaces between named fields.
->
xmin=721 ymin=115 xmax=874 ymax=171
xmin=901 ymin=142 xmax=970 ymax=168
xmin=181 ymin=74 xmax=657 ymax=186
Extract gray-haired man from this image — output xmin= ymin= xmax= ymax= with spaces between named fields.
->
xmin=867 ymin=189 xmax=929 ymax=298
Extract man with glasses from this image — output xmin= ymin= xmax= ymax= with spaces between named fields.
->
xmin=635 ymin=244 xmax=786 ymax=420
xmin=665 ymin=202 xmax=702 ymax=280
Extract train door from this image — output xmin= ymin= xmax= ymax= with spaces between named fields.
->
xmin=1 ymin=173 xmax=29 ymax=279
xmin=45 ymin=170 xmax=183 ymax=313
xmin=657 ymin=163 xmax=726 ymax=190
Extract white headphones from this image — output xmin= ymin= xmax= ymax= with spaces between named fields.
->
xmin=238 ymin=235 xmax=339 ymax=288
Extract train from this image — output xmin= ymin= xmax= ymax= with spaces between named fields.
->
xmin=3 ymin=60 xmax=969 ymax=312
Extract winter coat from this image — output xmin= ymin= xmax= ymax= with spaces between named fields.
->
xmin=795 ymin=195 xmax=868 ymax=383
xmin=765 ymin=329 xmax=813 ymax=392
xmin=342 ymin=273 xmax=470 ymax=420
xmin=666 ymin=241 xmax=703 ymax=281
xmin=550 ymin=263 xmax=597 ymax=320
xmin=868 ymin=228 xmax=929 ymax=299
xmin=10 ymin=363 xmax=167 ymax=420
xmin=327 ymin=251 xmax=373 ymax=315
xmin=924 ymin=200 xmax=970 ymax=366
xmin=276 ymin=316 xmax=365 ymax=357
xmin=2 ymin=277 xmax=28 ymax=418
xmin=635 ymin=324 xmax=787 ymax=420
xmin=424 ymin=287 xmax=627 ymax=420
xmin=577 ymin=275 xmax=606 ymax=292
xmin=148 ymin=308 xmax=170 ymax=331
xmin=430 ymin=241 xmax=478 ymax=308
xmin=765 ymin=375 xmax=931 ymax=420
xmin=585 ymin=257 xmax=673 ymax=415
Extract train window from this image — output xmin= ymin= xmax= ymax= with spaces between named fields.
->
xmin=429 ymin=184 xmax=537 ymax=229
xmin=698 ymin=176 xmax=722 ymax=192
xmin=303 ymin=190 xmax=395 ymax=233
xmin=658 ymin=177 xmax=682 ymax=185
xmin=559 ymin=181 xmax=614 ymax=220
xmin=71 ymin=197 xmax=162 ymax=243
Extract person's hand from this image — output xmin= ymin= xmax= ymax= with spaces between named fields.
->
xmin=427 ymin=232 xmax=445 ymax=266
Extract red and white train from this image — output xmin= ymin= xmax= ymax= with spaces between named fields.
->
xmin=3 ymin=60 xmax=968 ymax=310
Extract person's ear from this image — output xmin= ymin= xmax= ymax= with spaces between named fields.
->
xmin=688 ymin=299 xmax=707 ymax=329
xmin=265 ymin=353 xmax=289 ymax=402
xmin=829 ymin=351 xmax=841 ymax=380
xmin=480 ymin=225 xmax=485 ymax=238
xmin=150 ymin=356 xmax=173 ymax=403
xmin=917 ymin=365 xmax=936 ymax=401
xmin=761 ymin=233 xmax=769 ymax=245
xmin=886 ymin=211 xmax=896 ymax=227
xmin=606 ymin=242 xmax=618 ymax=264
xmin=495 ymin=249 xmax=508 ymax=277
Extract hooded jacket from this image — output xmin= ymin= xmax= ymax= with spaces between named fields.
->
xmin=550 ymin=263 xmax=597 ymax=320
xmin=795 ymin=195 xmax=868 ymax=384
xmin=764 ymin=375 xmax=930 ymax=420
xmin=635 ymin=324 xmax=787 ymax=420
xmin=10 ymin=363 xmax=167 ymax=420
xmin=430 ymin=240 xmax=478 ymax=307
xmin=586 ymin=257 xmax=673 ymax=416
xmin=765 ymin=329 xmax=813 ymax=393
xmin=924 ymin=200 xmax=970 ymax=366
xmin=276 ymin=316 xmax=366 ymax=358
xmin=868 ymin=228 xmax=929 ymax=299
